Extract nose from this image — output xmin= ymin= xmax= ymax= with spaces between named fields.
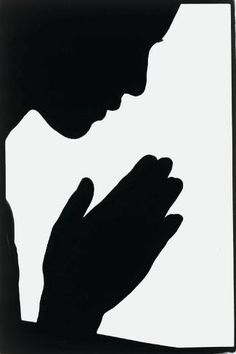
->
xmin=126 ymin=76 xmax=147 ymax=97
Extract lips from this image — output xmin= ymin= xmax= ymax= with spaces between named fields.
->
xmin=107 ymin=96 xmax=122 ymax=111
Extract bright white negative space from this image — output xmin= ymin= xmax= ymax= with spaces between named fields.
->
xmin=6 ymin=4 xmax=233 ymax=348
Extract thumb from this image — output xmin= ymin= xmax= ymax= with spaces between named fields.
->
xmin=44 ymin=178 xmax=94 ymax=268
xmin=57 ymin=177 xmax=94 ymax=227
xmin=73 ymin=177 xmax=94 ymax=217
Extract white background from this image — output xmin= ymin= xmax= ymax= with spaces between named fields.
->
xmin=6 ymin=4 xmax=234 ymax=348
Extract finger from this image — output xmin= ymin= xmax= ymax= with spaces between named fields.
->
xmin=105 ymin=155 xmax=172 ymax=203
xmin=164 ymin=177 xmax=183 ymax=212
xmin=151 ymin=177 xmax=183 ymax=218
xmin=116 ymin=155 xmax=159 ymax=193
xmin=152 ymin=214 xmax=183 ymax=258
xmin=126 ymin=157 xmax=174 ymax=199
xmin=56 ymin=177 xmax=94 ymax=228
xmin=156 ymin=157 xmax=173 ymax=178
xmin=162 ymin=214 xmax=183 ymax=241
xmin=129 ymin=155 xmax=173 ymax=184
xmin=44 ymin=178 xmax=94 ymax=268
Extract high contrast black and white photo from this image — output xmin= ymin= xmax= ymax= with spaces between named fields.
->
xmin=0 ymin=1 xmax=235 ymax=353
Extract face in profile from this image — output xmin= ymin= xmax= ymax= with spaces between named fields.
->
xmin=5 ymin=0 xmax=180 ymax=138
xmin=25 ymin=26 xmax=153 ymax=138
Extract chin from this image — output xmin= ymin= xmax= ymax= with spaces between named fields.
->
xmin=41 ymin=107 xmax=107 ymax=139
xmin=56 ymin=122 xmax=93 ymax=139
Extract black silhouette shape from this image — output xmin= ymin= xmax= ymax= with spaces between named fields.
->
xmin=38 ymin=155 xmax=183 ymax=339
xmin=0 ymin=0 xmax=193 ymax=352
xmin=0 ymin=0 xmax=180 ymax=138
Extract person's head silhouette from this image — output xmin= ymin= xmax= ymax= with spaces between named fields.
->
xmin=1 ymin=0 xmax=180 ymax=138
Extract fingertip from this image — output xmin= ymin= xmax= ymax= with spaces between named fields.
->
xmin=165 ymin=214 xmax=183 ymax=234
xmin=167 ymin=177 xmax=183 ymax=192
xmin=80 ymin=177 xmax=93 ymax=185
xmin=139 ymin=155 xmax=158 ymax=166
xmin=166 ymin=213 xmax=183 ymax=224
xmin=131 ymin=155 xmax=158 ymax=176
xmin=158 ymin=157 xmax=173 ymax=169
xmin=158 ymin=157 xmax=173 ymax=176
xmin=152 ymin=214 xmax=183 ymax=258
xmin=74 ymin=177 xmax=95 ymax=206
xmin=78 ymin=177 xmax=94 ymax=191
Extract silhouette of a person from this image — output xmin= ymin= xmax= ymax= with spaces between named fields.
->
xmin=0 ymin=0 xmax=183 ymax=351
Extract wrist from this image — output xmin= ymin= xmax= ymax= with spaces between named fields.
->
xmin=37 ymin=290 xmax=103 ymax=340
